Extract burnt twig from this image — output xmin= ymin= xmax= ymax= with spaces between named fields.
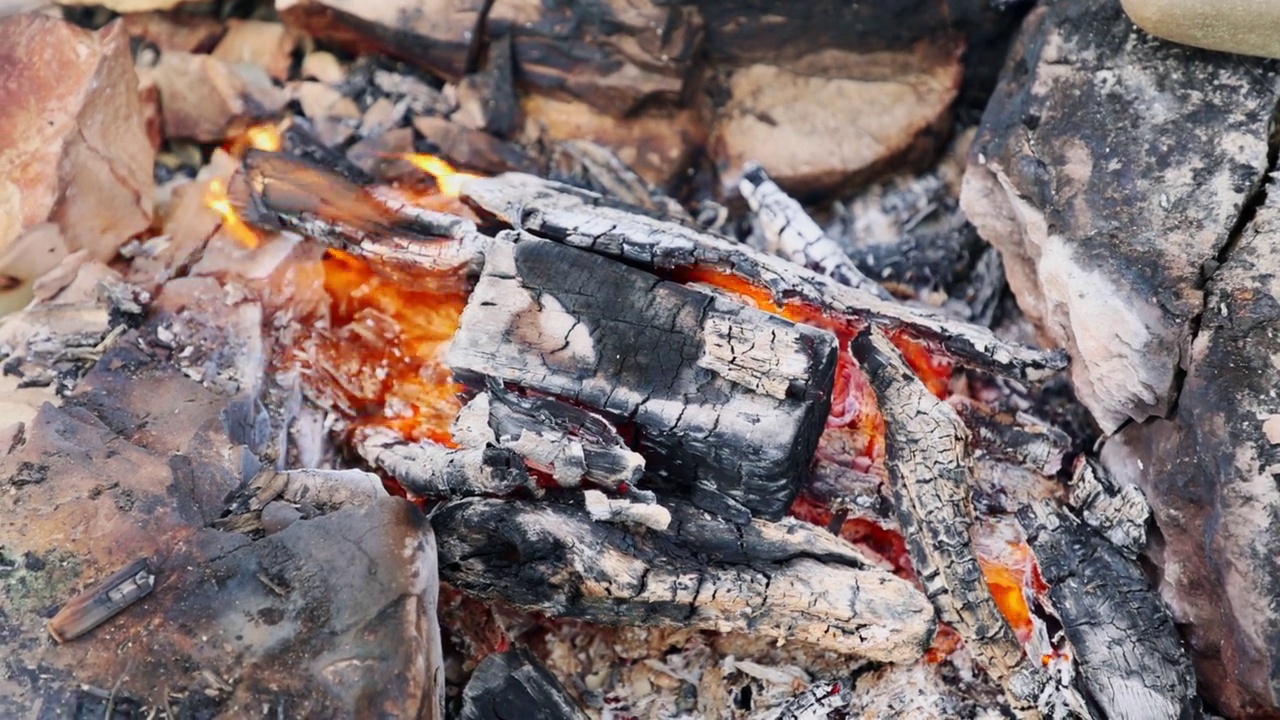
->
xmin=48 ymin=558 xmax=156 ymax=643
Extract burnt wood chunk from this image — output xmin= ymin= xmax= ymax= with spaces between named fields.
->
xmin=849 ymin=328 xmax=1041 ymax=702
xmin=460 ymin=172 xmax=1067 ymax=383
xmin=433 ymin=497 xmax=936 ymax=662
xmin=739 ymin=163 xmax=891 ymax=301
xmin=353 ymin=426 xmax=534 ymax=499
xmin=951 ymin=397 xmax=1071 ymax=476
xmin=1018 ymin=502 xmax=1197 ymax=720
xmin=461 ymin=648 xmax=589 ymax=720
xmin=446 ymin=236 xmax=837 ymax=520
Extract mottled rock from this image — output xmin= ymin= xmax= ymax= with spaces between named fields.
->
xmin=960 ymin=0 xmax=1280 ymax=433
xmin=1122 ymin=0 xmax=1280 ymax=60
xmin=1102 ymin=183 xmax=1280 ymax=718
xmin=0 ymin=340 xmax=444 ymax=719
xmin=212 ymin=19 xmax=298 ymax=81
xmin=710 ymin=41 xmax=963 ymax=198
xmin=0 ymin=15 xmax=154 ymax=272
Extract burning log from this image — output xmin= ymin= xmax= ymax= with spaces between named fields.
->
xmin=459 ymin=172 xmax=1067 ymax=384
xmin=446 ymin=236 xmax=837 ymax=520
xmin=460 ymin=648 xmax=589 ymax=720
xmin=432 ymin=497 xmax=936 ymax=663
xmin=849 ymin=327 xmax=1042 ymax=703
xmin=1018 ymin=502 xmax=1197 ymax=719
xmin=1063 ymin=456 xmax=1148 ymax=558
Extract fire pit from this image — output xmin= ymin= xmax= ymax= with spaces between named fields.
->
xmin=2 ymin=1 xmax=1277 ymax=718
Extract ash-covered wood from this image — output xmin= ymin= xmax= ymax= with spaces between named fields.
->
xmin=460 ymin=648 xmax=590 ymax=720
xmin=1063 ymin=456 xmax=1148 ymax=559
xmin=433 ymin=497 xmax=936 ymax=662
xmin=849 ymin=327 xmax=1041 ymax=702
xmin=1018 ymin=502 xmax=1197 ymax=720
xmin=447 ymin=236 xmax=837 ymax=520
xmin=739 ymin=162 xmax=891 ymax=301
xmin=951 ymin=397 xmax=1071 ymax=476
xmin=461 ymin=172 xmax=1066 ymax=384
xmin=353 ymin=426 xmax=534 ymax=499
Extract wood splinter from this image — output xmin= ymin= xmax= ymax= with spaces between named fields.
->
xmin=849 ymin=327 xmax=1045 ymax=705
xmin=48 ymin=558 xmax=156 ymax=643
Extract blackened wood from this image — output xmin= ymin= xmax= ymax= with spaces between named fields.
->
xmin=281 ymin=119 xmax=375 ymax=185
xmin=231 ymin=150 xmax=488 ymax=274
xmin=446 ymin=236 xmax=837 ymax=520
xmin=548 ymin=139 xmax=688 ymax=220
xmin=412 ymin=116 xmax=543 ymax=176
xmin=1064 ymin=456 xmax=1148 ymax=558
xmin=432 ymin=497 xmax=936 ymax=662
xmin=460 ymin=648 xmax=589 ymax=720
xmin=739 ymin=163 xmax=892 ymax=301
xmin=460 ymin=172 xmax=1067 ymax=383
xmin=1018 ymin=502 xmax=1197 ymax=720
xmin=951 ymin=397 xmax=1071 ymax=476
xmin=483 ymin=385 xmax=645 ymax=490
xmin=353 ymin=426 xmax=534 ymax=499
xmin=849 ymin=327 xmax=1042 ymax=702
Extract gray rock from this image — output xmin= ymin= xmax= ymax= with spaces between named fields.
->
xmin=1122 ymin=0 xmax=1280 ymax=60
xmin=1102 ymin=182 xmax=1280 ymax=718
xmin=960 ymin=0 xmax=1280 ymax=433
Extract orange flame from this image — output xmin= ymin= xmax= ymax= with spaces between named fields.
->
xmin=403 ymin=154 xmax=481 ymax=197
xmin=205 ymin=178 xmax=262 ymax=249
xmin=245 ymin=123 xmax=282 ymax=153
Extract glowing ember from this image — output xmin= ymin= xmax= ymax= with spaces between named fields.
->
xmin=403 ymin=154 xmax=482 ymax=197
xmin=245 ymin=123 xmax=282 ymax=152
xmin=205 ymin=177 xmax=263 ymax=249
xmin=301 ymin=249 xmax=470 ymax=446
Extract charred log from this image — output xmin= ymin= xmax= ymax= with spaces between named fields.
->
xmin=432 ymin=497 xmax=936 ymax=663
xmin=951 ymin=397 xmax=1071 ymax=476
xmin=1064 ymin=457 xmax=1149 ymax=559
xmin=460 ymin=648 xmax=590 ymax=720
xmin=446 ymin=236 xmax=837 ymax=520
xmin=1018 ymin=502 xmax=1196 ymax=720
xmin=353 ymin=426 xmax=534 ymax=499
xmin=849 ymin=327 xmax=1042 ymax=702
xmin=460 ymin=172 xmax=1066 ymax=383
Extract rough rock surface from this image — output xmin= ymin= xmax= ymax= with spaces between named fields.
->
xmin=1103 ymin=183 xmax=1280 ymax=719
xmin=960 ymin=0 xmax=1280 ymax=433
xmin=0 ymin=337 xmax=444 ymax=718
xmin=711 ymin=41 xmax=963 ymax=198
xmin=0 ymin=15 xmax=154 ymax=274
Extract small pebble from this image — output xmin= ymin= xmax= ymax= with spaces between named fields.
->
xmin=1122 ymin=0 xmax=1280 ymax=59
xmin=260 ymin=501 xmax=302 ymax=535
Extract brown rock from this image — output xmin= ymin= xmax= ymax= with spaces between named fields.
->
xmin=295 ymin=80 xmax=361 ymax=146
xmin=710 ymin=41 xmax=963 ymax=198
xmin=1102 ymin=185 xmax=1280 ymax=718
xmin=56 ymin=0 xmax=199 ymax=12
xmin=413 ymin=115 xmax=542 ymax=176
xmin=152 ymin=51 xmax=249 ymax=142
xmin=212 ymin=19 xmax=299 ymax=81
xmin=0 ymin=223 xmax=67 ymax=287
xmin=959 ymin=0 xmax=1280 ymax=434
xmin=277 ymin=0 xmax=482 ymax=80
xmin=520 ymin=95 xmax=705 ymax=190
xmin=301 ymin=50 xmax=345 ymax=84
xmin=0 ymin=15 xmax=154 ymax=271
xmin=489 ymin=0 xmax=702 ymax=116
xmin=347 ymin=126 xmax=416 ymax=178
xmin=122 ymin=11 xmax=225 ymax=53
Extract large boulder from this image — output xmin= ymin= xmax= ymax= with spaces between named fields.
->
xmin=960 ymin=0 xmax=1280 ymax=433
xmin=1103 ymin=184 xmax=1280 ymax=719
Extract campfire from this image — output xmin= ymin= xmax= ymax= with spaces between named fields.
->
xmin=6 ymin=1 xmax=1279 ymax=719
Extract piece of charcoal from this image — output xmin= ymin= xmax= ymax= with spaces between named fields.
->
xmin=460 ymin=648 xmax=590 ymax=720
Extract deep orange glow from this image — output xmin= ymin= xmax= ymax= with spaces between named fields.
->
xmin=205 ymin=177 xmax=263 ymax=249
xmin=245 ymin=123 xmax=282 ymax=153
xmin=977 ymin=541 xmax=1038 ymax=645
xmin=303 ymin=249 xmax=470 ymax=445
xmin=403 ymin=154 xmax=481 ymax=197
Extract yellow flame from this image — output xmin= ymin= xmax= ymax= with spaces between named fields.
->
xmin=403 ymin=154 xmax=480 ymax=197
xmin=245 ymin=123 xmax=282 ymax=153
xmin=205 ymin=178 xmax=261 ymax=249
